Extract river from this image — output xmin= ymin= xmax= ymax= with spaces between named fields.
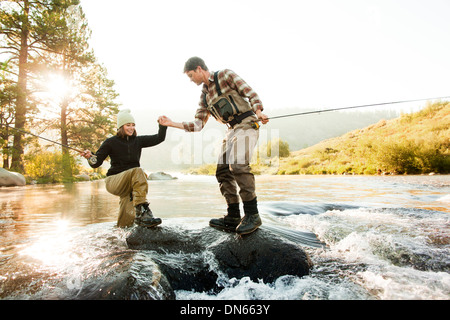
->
xmin=0 ymin=174 xmax=449 ymax=300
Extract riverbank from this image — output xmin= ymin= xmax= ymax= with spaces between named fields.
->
xmin=185 ymin=164 xmax=448 ymax=176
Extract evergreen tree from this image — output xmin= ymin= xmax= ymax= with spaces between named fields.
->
xmin=1 ymin=1 xmax=119 ymax=179
xmin=0 ymin=0 xmax=77 ymax=172
xmin=32 ymin=4 xmax=119 ymax=179
xmin=0 ymin=63 xmax=16 ymax=168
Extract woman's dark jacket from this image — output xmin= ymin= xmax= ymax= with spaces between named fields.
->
xmin=89 ymin=124 xmax=167 ymax=176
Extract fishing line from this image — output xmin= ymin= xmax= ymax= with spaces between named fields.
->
xmin=255 ymin=95 xmax=450 ymax=123
xmin=0 ymin=123 xmax=84 ymax=153
xmin=1 ymin=123 xmax=102 ymax=164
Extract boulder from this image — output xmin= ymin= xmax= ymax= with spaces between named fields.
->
xmin=148 ymin=172 xmax=177 ymax=180
xmin=210 ymin=228 xmax=311 ymax=283
xmin=126 ymin=222 xmax=312 ymax=292
xmin=1 ymin=220 xmax=314 ymax=300
xmin=0 ymin=168 xmax=26 ymax=187
xmin=2 ymin=250 xmax=175 ymax=300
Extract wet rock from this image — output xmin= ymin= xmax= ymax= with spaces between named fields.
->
xmin=210 ymin=229 xmax=312 ymax=284
xmin=1 ymin=250 xmax=175 ymax=300
xmin=0 ymin=168 xmax=26 ymax=187
xmin=126 ymin=224 xmax=205 ymax=253
xmin=63 ymin=251 xmax=175 ymax=300
xmin=1 ymin=220 xmax=313 ymax=300
xmin=126 ymin=223 xmax=312 ymax=293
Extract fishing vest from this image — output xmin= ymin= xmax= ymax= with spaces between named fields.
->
xmin=204 ymin=71 xmax=254 ymax=125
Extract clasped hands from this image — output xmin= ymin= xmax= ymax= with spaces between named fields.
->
xmin=156 ymin=111 xmax=269 ymax=127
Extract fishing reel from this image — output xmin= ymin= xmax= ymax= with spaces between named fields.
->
xmin=251 ymin=121 xmax=260 ymax=130
xmin=88 ymin=155 xmax=98 ymax=165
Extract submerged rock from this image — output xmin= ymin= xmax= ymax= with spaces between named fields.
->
xmin=126 ymin=222 xmax=312 ymax=294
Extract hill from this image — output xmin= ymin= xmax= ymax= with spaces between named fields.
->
xmin=276 ymin=101 xmax=450 ymax=175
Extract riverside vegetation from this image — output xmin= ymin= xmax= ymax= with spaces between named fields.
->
xmin=189 ymin=101 xmax=449 ymax=176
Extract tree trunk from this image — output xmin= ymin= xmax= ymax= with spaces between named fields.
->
xmin=60 ymin=55 xmax=72 ymax=180
xmin=61 ymin=96 xmax=72 ymax=180
xmin=10 ymin=0 xmax=29 ymax=173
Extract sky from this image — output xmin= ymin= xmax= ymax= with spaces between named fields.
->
xmin=79 ymin=0 xmax=450 ymax=133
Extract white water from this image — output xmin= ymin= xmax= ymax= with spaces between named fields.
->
xmin=1 ymin=174 xmax=449 ymax=300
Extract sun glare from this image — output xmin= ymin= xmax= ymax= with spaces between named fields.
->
xmin=19 ymin=219 xmax=73 ymax=267
xmin=46 ymin=74 xmax=73 ymax=100
xmin=55 ymin=219 xmax=70 ymax=232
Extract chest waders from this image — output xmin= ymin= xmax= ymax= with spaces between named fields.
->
xmin=206 ymin=71 xmax=262 ymax=235
xmin=204 ymin=71 xmax=257 ymax=128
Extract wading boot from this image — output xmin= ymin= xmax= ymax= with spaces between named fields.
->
xmin=209 ymin=203 xmax=241 ymax=232
xmin=135 ymin=203 xmax=162 ymax=228
xmin=236 ymin=198 xmax=262 ymax=235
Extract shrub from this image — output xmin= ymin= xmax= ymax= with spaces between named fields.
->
xmin=260 ymin=138 xmax=290 ymax=158
xmin=24 ymin=151 xmax=81 ymax=183
xmin=374 ymin=138 xmax=449 ymax=174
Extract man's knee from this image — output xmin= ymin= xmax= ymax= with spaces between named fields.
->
xmin=216 ymin=164 xmax=232 ymax=181
xmin=230 ymin=163 xmax=252 ymax=175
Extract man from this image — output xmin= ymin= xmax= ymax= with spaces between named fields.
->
xmin=160 ymin=57 xmax=269 ymax=235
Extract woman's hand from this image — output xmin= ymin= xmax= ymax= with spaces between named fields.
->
xmin=80 ymin=150 xmax=93 ymax=159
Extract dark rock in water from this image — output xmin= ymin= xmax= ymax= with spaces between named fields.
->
xmin=126 ymin=223 xmax=312 ymax=294
xmin=1 ymin=221 xmax=313 ymax=300
xmin=66 ymin=250 xmax=175 ymax=300
xmin=209 ymin=229 xmax=311 ymax=284
xmin=127 ymin=224 xmax=205 ymax=253
xmin=1 ymin=249 xmax=175 ymax=300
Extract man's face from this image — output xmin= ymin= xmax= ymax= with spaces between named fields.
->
xmin=185 ymin=67 xmax=203 ymax=86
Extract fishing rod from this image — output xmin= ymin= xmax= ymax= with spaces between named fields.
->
xmin=1 ymin=123 xmax=102 ymax=163
xmin=252 ymin=95 xmax=450 ymax=128
xmin=1 ymin=123 xmax=84 ymax=153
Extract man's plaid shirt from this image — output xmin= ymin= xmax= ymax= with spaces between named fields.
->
xmin=182 ymin=69 xmax=264 ymax=132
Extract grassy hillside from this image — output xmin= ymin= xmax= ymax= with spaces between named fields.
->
xmin=277 ymin=101 xmax=450 ymax=175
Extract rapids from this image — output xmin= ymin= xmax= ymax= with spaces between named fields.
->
xmin=0 ymin=174 xmax=449 ymax=300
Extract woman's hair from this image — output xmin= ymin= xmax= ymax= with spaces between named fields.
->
xmin=116 ymin=126 xmax=137 ymax=138
xmin=183 ymin=56 xmax=208 ymax=73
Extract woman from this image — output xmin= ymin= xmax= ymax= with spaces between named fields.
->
xmin=81 ymin=109 xmax=167 ymax=228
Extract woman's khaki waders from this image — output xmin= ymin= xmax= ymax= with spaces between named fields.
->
xmin=105 ymin=167 xmax=148 ymax=227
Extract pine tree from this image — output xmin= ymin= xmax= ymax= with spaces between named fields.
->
xmin=0 ymin=0 xmax=77 ymax=172
xmin=33 ymin=4 xmax=119 ymax=178
xmin=1 ymin=1 xmax=119 ymax=178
